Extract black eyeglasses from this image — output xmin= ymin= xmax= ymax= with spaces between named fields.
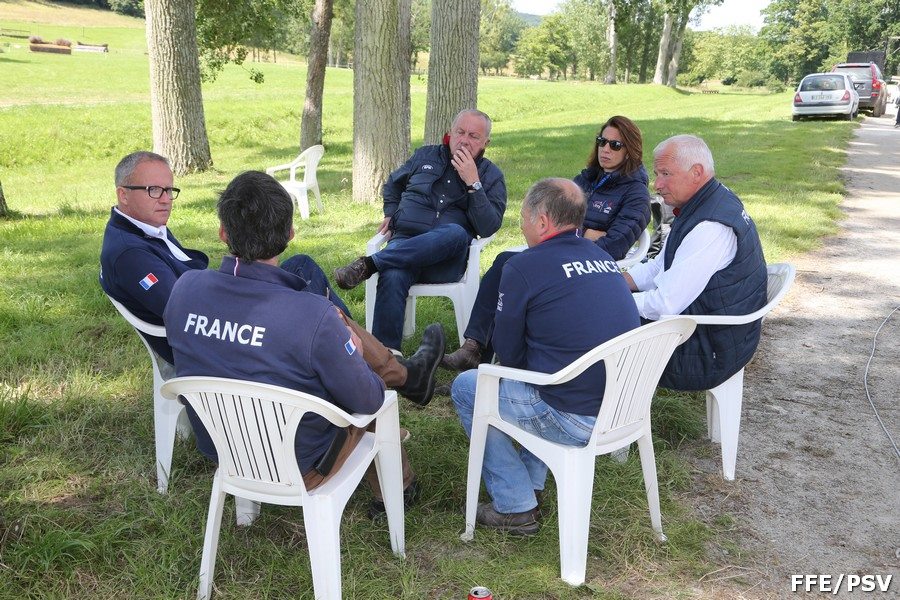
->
xmin=596 ymin=136 xmax=624 ymax=151
xmin=121 ymin=185 xmax=180 ymax=200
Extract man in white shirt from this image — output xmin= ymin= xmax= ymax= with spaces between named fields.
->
xmin=623 ymin=135 xmax=767 ymax=391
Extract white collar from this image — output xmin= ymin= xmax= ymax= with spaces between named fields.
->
xmin=114 ymin=207 xmax=191 ymax=262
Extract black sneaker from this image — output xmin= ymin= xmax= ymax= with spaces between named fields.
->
xmin=475 ymin=502 xmax=540 ymax=536
xmin=397 ymin=323 xmax=445 ymax=407
xmin=369 ymin=479 xmax=420 ymax=518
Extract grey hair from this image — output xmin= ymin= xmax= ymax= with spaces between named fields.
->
xmin=115 ymin=151 xmax=169 ymax=186
xmin=452 ymin=109 xmax=492 ymax=139
xmin=653 ymin=135 xmax=715 ymax=176
xmin=523 ymin=178 xmax=586 ymax=228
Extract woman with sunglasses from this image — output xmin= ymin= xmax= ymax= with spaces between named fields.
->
xmin=442 ymin=116 xmax=651 ymax=371
xmin=573 ymin=114 xmax=651 ymax=262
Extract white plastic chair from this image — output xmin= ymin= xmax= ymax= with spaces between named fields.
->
xmin=364 ymin=233 xmax=494 ymax=345
xmin=160 ymin=377 xmax=406 ymax=600
xmin=265 ymin=144 xmax=325 ymax=219
xmin=460 ymin=317 xmax=697 ymax=586
xmin=615 ymin=228 xmax=651 ymax=269
xmin=105 ymin=294 xmax=191 ymax=495
xmin=662 ymin=263 xmax=796 ymax=480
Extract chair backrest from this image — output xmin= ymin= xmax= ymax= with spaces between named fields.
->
xmin=105 ymin=293 xmax=165 ymax=338
xmin=300 ymin=144 xmax=325 ymax=186
xmin=160 ymin=376 xmax=358 ymax=502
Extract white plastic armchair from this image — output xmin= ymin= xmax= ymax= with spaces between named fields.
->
xmin=265 ymin=144 xmax=325 ymax=219
xmin=105 ymin=293 xmax=191 ymax=495
xmin=460 ymin=317 xmax=696 ymax=586
xmin=662 ymin=262 xmax=796 ymax=480
xmin=160 ymin=377 xmax=406 ymax=600
xmin=364 ymin=232 xmax=495 ymax=345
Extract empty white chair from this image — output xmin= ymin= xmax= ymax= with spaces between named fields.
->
xmin=265 ymin=144 xmax=325 ymax=219
xmin=460 ymin=317 xmax=696 ymax=586
xmin=663 ymin=263 xmax=795 ymax=480
xmin=160 ymin=377 xmax=406 ymax=600
xmin=105 ymin=294 xmax=191 ymax=494
xmin=364 ymin=233 xmax=494 ymax=345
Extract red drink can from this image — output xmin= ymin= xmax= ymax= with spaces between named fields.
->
xmin=468 ymin=587 xmax=493 ymax=600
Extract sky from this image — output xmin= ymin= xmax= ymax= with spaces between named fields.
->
xmin=509 ymin=0 xmax=771 ymax=32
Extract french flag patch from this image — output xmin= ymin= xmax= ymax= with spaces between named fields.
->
xmin=139 ymin=273 xmax=158 ymax=290
xmin=344 ymin=338 xmax=357 ymax=356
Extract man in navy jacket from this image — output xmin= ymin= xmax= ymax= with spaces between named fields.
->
xmin=165 ymin=171 xmax=419 ymax=503
xmin=333 ymin=109 xmax=507 ymax=350
xmin=451 ymin=178 xmax=640 ymax=535
xmin=100 ymin=152 xmax=444 ymax=406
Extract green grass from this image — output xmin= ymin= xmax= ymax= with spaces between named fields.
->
xmin=0 ymin=5 xmax=856 ymax=599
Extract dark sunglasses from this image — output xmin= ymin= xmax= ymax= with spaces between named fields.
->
xmin=596 ymin=136 xmax=624 ymax=151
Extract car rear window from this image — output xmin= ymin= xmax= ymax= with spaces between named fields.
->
xmin=833 ymin=66 xmax=872 ymax=80
xmin=800 ymin=76 xmax=847 ymax=91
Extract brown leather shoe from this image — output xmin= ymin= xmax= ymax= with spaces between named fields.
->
xmin=441 ymin=338 xmax=483 ymax=371
xmin=334 ymin=256 xmax=373 ymax=290
xmin=475 ymin=502 xmax=540 ymax=536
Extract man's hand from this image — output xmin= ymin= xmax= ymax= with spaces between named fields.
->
xmin=450 ymin=147 xmax=479 ymax=186
xmin=583 ymin=228 xmax=607 ymax=241
xmin=376 ymin=216 xmax=393 ymax=240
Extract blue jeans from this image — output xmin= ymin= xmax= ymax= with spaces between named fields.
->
xmin=463 ymin=250 xmax=517 ymax=350
xmin=371 ymin=223 xmax=470 ymax=349
xmin=451 ymin=369 xmax=596 ymax=513
xmin=280 ymin=254 xmax=352 ymax=318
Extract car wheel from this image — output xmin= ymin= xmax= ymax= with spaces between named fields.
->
xmin=873 ymin=101 xmax=883 ymax=117
xmin=844 ymin=111 xmax=853 ymax=121
xmin=792 ymin=115 xmax=800 ymax=122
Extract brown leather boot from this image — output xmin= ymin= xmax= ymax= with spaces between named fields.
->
xmin=334 ymin=256 xmax=374 ymax=290
xmin=440 ymin=338 xmax=483 ymax=371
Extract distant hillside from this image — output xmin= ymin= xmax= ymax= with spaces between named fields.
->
xmin=516 ymin=12 xmax=542 ymax=27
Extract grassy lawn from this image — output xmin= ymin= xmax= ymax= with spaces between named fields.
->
xmin=0 ymin=4 xmax=855 ymax=599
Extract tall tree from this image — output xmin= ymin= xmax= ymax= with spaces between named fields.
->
xmin=424 ymin=0 xmax=480 ymax=144
xmin=604 ymin=0 xmax=618 ymax=83
xmin=301 ymin=0 xmax=334 ymax=150
xmin=653 ymin=0 xmax=720 ymax=87
xmin=145 ymin=0 xmax=212 ymax=174
xmin=479 ymin=0 xmax=524 ymax=75
xmin=353 ymin=0 xmax=412 ymax=203
xmin=560 ymin=0 xmax=607 ymax=81
xmin=653 ymin=9 xmax=675 ymax=83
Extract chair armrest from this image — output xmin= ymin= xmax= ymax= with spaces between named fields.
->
xmin=265 ymin=163 xmax=294 ymax=176
xmin=345 ymin=390 xmax=399 ymax=429
xmin=366 ymin=231 xmax=389 ymax=255
xmin=660 ymin=312 xmax=764 ymax=326
xmin=616 ymin=228 xmax=651 ymax=270
xmin=476 ymin=362 xmax=559 ymax=387
xmin=506 ymin=244 xmax=527 ymax=253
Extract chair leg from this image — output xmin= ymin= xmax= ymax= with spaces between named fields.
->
xmin=450 ymin=291 xmax=467 ymax=346
xmin=402 ymin=297 xmax=416 ymax=339
xmin=176 ymin=406 xmax=192 ymax=441
xmin=460 ymin=419 xmax=490 ymax=542
xmin=710 ymin=369 xmax=745 ymax=481
xmin=235 ymin=497 xmax=261 ymax=526
xmin=304 ymin=497 xmax=344 ymax=600
xmin=312 ymin=185 xmax=323 ymax=213
xmin=296 ymin=189 xmax=310 ymax=220
xmin=365 ymin=274 xmax=378 ymax=333
xmin=706 ymin=391 xmax=720 ymax=442
xmin=372 ymin=441 xmax=407 ymax=557
xmin=636 ymin=433 xmax=666 ymax=542
xmin=554 ymin=454 xmax=595 ymax=586
xmin=198 ymin=474 xmax=227 ymax=600
xmin=154 ymin=386 xmax=181 ymax=495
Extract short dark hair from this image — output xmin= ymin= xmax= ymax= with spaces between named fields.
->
xmin=523 ymin=178 xmax=586 ymax=229
xmin=217 ymin=171 xmax=293 ymax=262
xmin=585 ymin=115 xmax=644 ymax=177
xmin=115 ymin=151 xmax=169 ymax=186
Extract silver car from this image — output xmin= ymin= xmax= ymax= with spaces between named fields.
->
xmin=792 ymin=73 xmax=860 ymax=121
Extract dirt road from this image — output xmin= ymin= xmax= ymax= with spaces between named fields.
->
xmin=686 ymin=110 xmax=900 ymax=599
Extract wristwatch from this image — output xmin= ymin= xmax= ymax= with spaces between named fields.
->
xmin=467 ymin=181 xmax=483 ymax=192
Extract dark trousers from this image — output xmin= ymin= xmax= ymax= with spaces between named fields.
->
xmin=371 ymin=223 xmax=470 ymax=349
xmin=463 ymin=251 xmax=517 ymax=356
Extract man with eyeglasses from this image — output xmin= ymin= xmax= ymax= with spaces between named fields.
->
xmin=332 ymin=109 xmax=508 ymax=351
xmin=623 ymin=135 xmax=767 ymax=392
xmin=100 ymin=151 xmax=446 ymax=407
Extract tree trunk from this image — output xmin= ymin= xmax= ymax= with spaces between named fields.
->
xmin=301 ymin=0 xmax=334 ymax=150
xmin=353 ymin=0 xmax=411 ymax=204
xmin=665 ymin=11 xmax=690 ymax=88
xmin=145 ymin=0 xmax=212 ymax=175
xmin=0 ymin=180 xmax=8 ymax=218
xmin=424 ymin=0 xmax=480 ymax=145
xmin=638 ymin=2 xmax=656 ymax=83
xmin=604 ymin=0 xmax=617 ymax=84
xmin=653 ymin=10 xmax=674 ymax=84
